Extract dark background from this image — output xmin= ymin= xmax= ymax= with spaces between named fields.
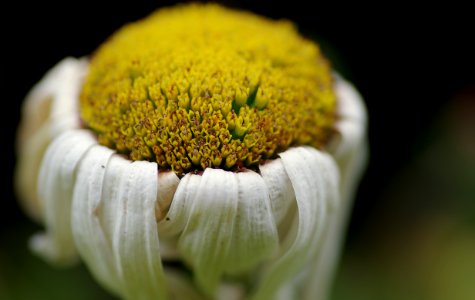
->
xmin=2 ymin=1 xmax=474 ymax=299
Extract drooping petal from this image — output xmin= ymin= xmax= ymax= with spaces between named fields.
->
xmin=110 ymin=160 xmax=168 ymax=300
xmin=31 ymin=130 xmax=96 ymax=265
xmin=332 ymin=74 xmax=367 ymax=163
xmin=71 ymin=145 xmax=120 ymax=295
xmin=17 ymin=58 xmax=85 ymax=147
xmin=15 ymin=58 xmax=86 ymax=222
xmin=76 ymin=153 xmax=170 ymax=299
xmin=300 ymin=153 xmax=341 ymax=300
xmin=177 ymin=169 xmax=239 ymax=295
xmin=252 ymin=147 xmax=339 ymax=300
xmin=259 ymin=158 xmax=296 ymax=243
xmin=48 ymin=59 xmax=88 ymax=135
xmin=15 ymin=124 xmax=53 ymax=222
xmin=302 ymin=75 xmax=368 ymax=300
xmin=223 ymin=170 xmax=278 ymax=274
xmin=158 ymin=173 xmax=202 ymax=238
xmin=157 ymin=173 xmax=203 ymax=261
xmin=141 ymin=170 xmax=181 ymax=260
xmin=259 ymin=159 xmax=295 ymax=226
xmin=333 ymin=75 xmax=368 ymax=205
xmin=174 ymin=168 xmax=280 ymax=296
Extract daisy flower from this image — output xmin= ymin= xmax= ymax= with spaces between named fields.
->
xmin=15 ymin=4 xmax=367 ymax=300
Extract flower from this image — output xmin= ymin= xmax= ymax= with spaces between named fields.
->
xmin=15 ymin=4 xmax=367 ymax=300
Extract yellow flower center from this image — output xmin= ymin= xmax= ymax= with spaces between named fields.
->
xmin=80 ymin=4 xmax=336 ymax=174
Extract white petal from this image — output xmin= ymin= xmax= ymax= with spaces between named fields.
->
xmin=177 ymin=168 xmax=239 ymax=295
xmin=49 ymin=58 xmax=88 ymax=133
xmin=165 ymin=169 xmax=278 ymax=294
xmin=332 ymin=74 xmax=368 ymax=161
xmin=30 ymin=130 xmax=96 ymax=265
xmin=158 ymin=173 xmax=202 ymax=238
xmin=166 ymin=169 xmax=279 ymax=295
xmin=157 ymin=173 xmax=202 ymax=262
xmin=71 ymin=145 xmax=120 ymax=295
xmin=300 ymin=154 xmax=342 ymax=300
xmin=74 ymin=152 xmax=170 ymax=299
xmin=224 ymin=170 xmax=278 ymax=274
xmin=333 ymin=74 xmax=366 ymax=122
xmin=149 ymin=171 xmax=180 ymax=260
xmin=333 ymin=75 xmax=368 ymax=201
xmin=252 ymin=147 xmax=339 ymax=300
xmin=15 ymin=124 xmax=52 ymax=222
xmin=259 ymin=158 xmax=297 ymax=250
xmin=15 ymin=58 xmax=86 ymax=222
xmin=18 ymin=57 xmax=86 ymax=146
xmin=259 ymin=158 xmax=295 ymax=226
xmin=18 ymin=58 xmax=83 ymax=143
xmin=302 ymin=75 xmax=369 ymax=300
xmin=110 ymin=160 xmax=168 ymax=300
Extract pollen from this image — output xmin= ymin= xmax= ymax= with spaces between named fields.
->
xmin=80 ymin=4 xmax=337 ymax=175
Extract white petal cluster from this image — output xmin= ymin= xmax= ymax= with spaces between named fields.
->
xmin=16 ymin=58 xmax=367 ymax=300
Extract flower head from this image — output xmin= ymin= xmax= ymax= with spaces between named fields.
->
xmin=15 ymin=4 xmax=367 ymax=300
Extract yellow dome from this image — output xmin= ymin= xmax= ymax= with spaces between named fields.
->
xmin=80 ymin=4 xmax=336 ymax=174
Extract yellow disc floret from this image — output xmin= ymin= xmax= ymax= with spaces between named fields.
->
xmin=80 ymin=4 xmax=337 ymax=174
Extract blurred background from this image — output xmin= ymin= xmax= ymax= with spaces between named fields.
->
xmin=1 ymin=1 xmax=474 ymax=299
